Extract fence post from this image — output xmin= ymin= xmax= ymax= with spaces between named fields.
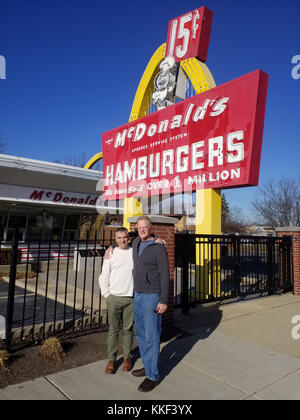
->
xmin=181 ymin=235 xmax=190 ymax=314
xmin=6 ymin=228 xmax=19 ymax=351
xmin=233 ymin=236 xmax=241 ymax=296
xmin=276 ymin=227 xmax=299 ymax=295
xmin=285 ymin=236 xmax=293 ymax=292
xmin=266 ymin=237 xmax=275 ymax=294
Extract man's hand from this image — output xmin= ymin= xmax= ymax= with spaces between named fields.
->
xmin=156 ymin=303 xmax=168 ymax=315
xmin=155 ymin=238 xmax=166 ymax=246
xmin=104 ymin=246 xmax=113 ymax=260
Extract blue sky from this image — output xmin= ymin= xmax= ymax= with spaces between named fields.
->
xmin=0 ymin=0 xmax=299 ymax=219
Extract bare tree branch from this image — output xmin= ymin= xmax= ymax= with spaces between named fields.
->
xmin=222 ymin=206 xmax=251 ymax=234
xmin=221 ymin=193 xmax=251 ymax=234
xmin=53 ymin=152 xmax=102 ymax=170
xmin=251 ymin=176 xmax=300 ymax=227
xmin=0 ymin=135 xmax=6 ymax=153
xmin=53 ymin=152 xmax=88 ymax=168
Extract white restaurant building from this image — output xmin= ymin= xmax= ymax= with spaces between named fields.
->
xmin=0 ymin=154 xmax=122 ymax=260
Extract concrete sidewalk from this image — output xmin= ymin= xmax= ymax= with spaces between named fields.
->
xmin=0 ymin=293 xmax=300 ymax=400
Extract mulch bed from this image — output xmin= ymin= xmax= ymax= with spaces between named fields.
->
xmin=0 ymin=312 xmax=181 ymax=389
xmin=0 ymin=331 xmax=111 ymax=388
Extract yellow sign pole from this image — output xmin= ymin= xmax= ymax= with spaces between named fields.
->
xmin=195 ymin=189 xmax=221 ymax=300
xmin=123 ymin=197 xmax=143 ymax=230
xmin=196 ymin=189 xmax=221 ymax=235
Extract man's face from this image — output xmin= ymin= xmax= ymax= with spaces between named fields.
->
xmin=115 ymin=231 xmax=129 ymax=249
xmin=137 ymin=220 xmax=152 ymax=241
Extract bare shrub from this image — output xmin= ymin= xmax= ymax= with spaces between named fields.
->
xmin=39 ymin=337 xmax=66 ymax=363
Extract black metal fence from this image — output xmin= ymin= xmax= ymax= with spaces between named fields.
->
xmin=0 ymin=229 xmax=115 ymax=351
xmin=0 ymin=229 xmax=294 ymax=350
xmin=175 ymin=234 xmax=293 ymax=312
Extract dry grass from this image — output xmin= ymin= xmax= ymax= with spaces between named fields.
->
xmin=39 ymin=337 xmax=66 ymax=363
xmin=15 ymin=272 xmax=36 ymax=279
xmin=0 ymin=350 xmax=10 ymax=370
xmin=0 ymin=272 xmax=36 ymax=280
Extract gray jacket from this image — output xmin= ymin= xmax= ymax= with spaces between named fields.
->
xmin=132 ymin=236 xmax=170 ymax=305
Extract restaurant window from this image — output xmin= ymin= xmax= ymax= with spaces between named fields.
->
xmin=27 ymin=210 xmax=64 ymax=241
xmin=63 ymin=214 xmax=80 ymax=241
xmin=6 ymin=208 xmax=28 ymax=241
xmin=0 ymin=206 xmax=9 ymax=240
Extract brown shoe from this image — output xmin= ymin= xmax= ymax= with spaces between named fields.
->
xmin=122 ymin=358 xmax=132 ymax=372
xmin=132 ymin=367 xmax=146 ymax=377
xmin=138 ymin=378 xmax=160 ymax=392
xmin=105 ymin=360 xmax=115 ymax=374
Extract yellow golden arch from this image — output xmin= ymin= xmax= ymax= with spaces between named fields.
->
xmin=84 ymin=42 xmax=215 ymax=168
xmin=85 ymin=42 xmax=221 ymax=238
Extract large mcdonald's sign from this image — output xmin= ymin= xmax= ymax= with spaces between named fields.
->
xmin=102 ymin=6 xmax=268 ymax=201
xmin=103 ymin=70 xmax=268 ymax=200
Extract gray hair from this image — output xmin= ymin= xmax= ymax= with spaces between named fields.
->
xmin=115 ymin=227 xmax=129 ymax=237
xmin=136 ymin=216 xmax=152 ymax=226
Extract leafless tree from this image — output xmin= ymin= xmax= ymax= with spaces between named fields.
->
xmin=53 ymin=152 xmax=102 ymax=170
xmin=251 ymin=176 xmax=300 ymax=227
xmin=222 ymin=205 xmax=251 ymax=234
xmin=0 ymin=135 xmax=6 ymax=153
xmin=221 ymin=193 xmax=251 ymax=233
xmin=53 ymin=152 xmax=88 ymax=167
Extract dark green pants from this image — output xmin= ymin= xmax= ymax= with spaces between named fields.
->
xmin=106 ymin=295 xmax=134 ymax=361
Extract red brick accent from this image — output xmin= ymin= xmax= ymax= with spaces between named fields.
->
xmin=277 ymin=229 xmax=300 ymax=296
xmin=130 ymin=222 xmax=175 ymax=326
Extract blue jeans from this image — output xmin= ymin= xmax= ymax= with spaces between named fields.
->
xmin=134 ymin=292 xmax=161 ymax=381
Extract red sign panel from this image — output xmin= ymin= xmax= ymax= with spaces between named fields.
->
xmin=103 ymin=70 xmax=268 ymax=201
xmin=165 ymin=6 xmax=213 ymax=63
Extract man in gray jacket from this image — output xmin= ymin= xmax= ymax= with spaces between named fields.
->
xmin=131 ymin=216 xmax=170 ymax=392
